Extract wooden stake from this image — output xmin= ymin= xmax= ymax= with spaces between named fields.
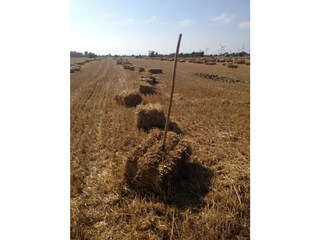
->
xmin=162 ymin=34 xmax=182 ymax=150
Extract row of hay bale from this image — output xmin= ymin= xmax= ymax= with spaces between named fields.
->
xmin=194 ymin=72 xmax=241 ymax=83
xmin=113 ymin=60 xmax=191 ymax=194
xmin=70 ymin=58 xmax=99 ymax=74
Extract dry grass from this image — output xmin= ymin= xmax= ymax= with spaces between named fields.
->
xmin=71 ymin=57 xmax=250 ymax=239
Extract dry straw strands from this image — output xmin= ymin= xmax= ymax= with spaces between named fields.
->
xmin=123 ymin=129 xmax=192 ymax=194
xmin=135 ymin=103 xmax=165 ymax=130
xmin=115 ymin=90 xmax=143 ymax=107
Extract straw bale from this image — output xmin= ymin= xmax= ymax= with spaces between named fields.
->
xmin=70 ymin=68 xmax=75 ymax=73
xmin=227 ymin=63 xmax=238 ymax=68
xmin=138 ymin=67 xmax=145 ymax=72
xmin=115 ymin=90 xmax=143 ymax=107
xmin=148 ymin=69 xmax=163 ymax=74
xmin=135 ymin=103 xmax=165 ymax=130
xmin=237 ymin=59 xmax=245 ymax=64
xmin=139 ymin=84 xmax=155 ymax=95
xmin=124 ymin=129 xmax=192 ymax=193
xmin=205 ymin=62 xmax=216 ymax=65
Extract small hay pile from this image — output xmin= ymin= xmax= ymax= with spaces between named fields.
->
xmin=70 ymin=68 xmax=75 ymax=73
xmin=139 ymin=84 xmax=155 ymax=95
xmin=123 ymin=64 xmax=131 ymax=69
xmin=237 ymin=59 xmax=246 ymax=64
xmin=129 ymin=66 xmax=135 ymax=71
xmin=124 ymin=129 xmax=192 ymax=194
xmin=205 ymin=61 xmax=216 ymax=65
xmin=138 ymin=75 xmax=158 ymax=85
xmin=115 ymin=90 xmax=143 ymax=107
xmin=74 ymin=66 xmax=81 ymax=71
xmin=135 ymin=103 xmax=165 ymax=130
xmin=138 ymin=67 xmax=145 ymax=72
xmin=228 ymin=63 xmax=238 ymax=68
xmin=148 ymin=69 xmax=163 ymax=74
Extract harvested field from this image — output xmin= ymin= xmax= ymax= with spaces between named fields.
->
xmin=71 ymin=57 xmax=250 ymax=239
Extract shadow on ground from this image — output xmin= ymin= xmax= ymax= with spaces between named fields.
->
xmin=125 ymin=162 xmax=213 ymax=210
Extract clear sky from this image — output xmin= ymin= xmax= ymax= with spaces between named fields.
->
xmin=71 ymin=0 xmax=250 ymax=55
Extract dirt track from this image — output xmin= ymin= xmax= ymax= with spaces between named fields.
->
xmin=71 ymin=58 xmax=250 ymax=239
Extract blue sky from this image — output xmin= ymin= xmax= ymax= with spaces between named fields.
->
xmin=71 ymin=0 xmax=250 ymax=55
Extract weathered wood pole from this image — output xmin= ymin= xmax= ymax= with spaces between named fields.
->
xmin=162 ymin=34 xmax=182 ymax=150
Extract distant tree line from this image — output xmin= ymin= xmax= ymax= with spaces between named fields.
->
xmin=148 ymin=50 xmax=205 ymax=58
xmin=70 ymin=51 xmax=97 ymax=58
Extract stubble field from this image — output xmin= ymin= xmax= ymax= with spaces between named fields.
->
xmin=71 ymin=57 xmax=250 ymax=239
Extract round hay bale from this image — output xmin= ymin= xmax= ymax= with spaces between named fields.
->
xmin=135 ymin=103 xmax=165 ymax=130
xmin=115 ymin=90 xmax=143 ymax=107
xmin=124 ymin=129 xmax=192 ymax=193
xmin=139 ymin=84 xmax=155 ymax=95
xmin=148 ymin=69 xmax=163 ymax=74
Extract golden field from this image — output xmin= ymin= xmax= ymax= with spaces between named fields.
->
xmin=71 ymin=57 xmax=250 ymax=239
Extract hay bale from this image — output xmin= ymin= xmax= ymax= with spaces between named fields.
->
xmin=129 ymin=66 xmax=135 ymax=71
xmin=123 ymin=64 xmax=131 ymax=69
xmin=237 ymin=59 xmax=245 ymax=64
xmin=74 ymin=66 xmax=81 ymax=71
xmin=139 ymin=84 xmax=155 ymax=95
xmin=138 ymin=67 xmax=145 ymax=72
xmin=228 ymin=63 xmax=238 ymax=68
xmin=115 ymin=90 xmax=143 ymax=107
xmin=148 ymin=69 xmax=163 ymax=74
xmin=205 ymin=61 xmax=216 ymax=65
xmin=124 ymin=129 xmax=192 ymax=193
xmin=70 ymin=68 xmax=75 ymax=73
xmin=135 ymin=103 xmax=165 ymax=130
